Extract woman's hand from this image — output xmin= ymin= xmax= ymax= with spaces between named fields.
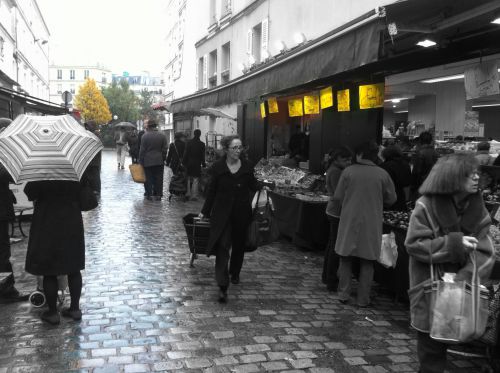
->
xmin=462 ymin=236 xmax=478 ymax=252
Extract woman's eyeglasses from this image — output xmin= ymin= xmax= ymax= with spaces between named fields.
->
xmin=468 ymin=171 xmax=480 ymax=179
xmin=229 ymin=145 xmax=244 ymax=151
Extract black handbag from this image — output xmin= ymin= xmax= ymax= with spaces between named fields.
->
xmin=245 ymin=190 xmax=280 ymax=252
xmin=79 ymin=183 xmax=98 ymax=212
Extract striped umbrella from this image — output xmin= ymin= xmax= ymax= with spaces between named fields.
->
xmin=0 ymin=114 xmax=103 ymax=183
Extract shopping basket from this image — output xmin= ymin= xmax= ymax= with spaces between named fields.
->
xmin=182 ymin=213 xmax=211 ymax=267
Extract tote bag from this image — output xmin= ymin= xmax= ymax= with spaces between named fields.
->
xmin=245 ymin=190 xmax=280 ymax=252
xmin=129 ymin=164 xmax=146 ymax=183
xmin=428 ymin=248 xmax=490 ymax=344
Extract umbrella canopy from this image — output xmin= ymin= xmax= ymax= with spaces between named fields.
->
xmin=0 ymin=114 xmax=103 ymax=183
xmin=112 ymin=121 xmax=136 ymax=129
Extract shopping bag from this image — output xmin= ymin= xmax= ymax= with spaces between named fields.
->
xmin=129 ymin=164 xmax=146 ymax=183
xmin=245 ymin=190 xmax=280 ymax=252
xmin=429 ymin=250 xmax=490 ymax=344
xmin=378 ymin=231 xmax=398 ymax=268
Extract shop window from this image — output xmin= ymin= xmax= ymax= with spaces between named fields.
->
xmin=70 ymin=70 xmax=75 ymax=80
xmin=57 ymin=69 xmax=62 ymax=79
xmin=221 ymin=42 xmax=230 ymax=83
xmin=208 ymin=49 xmax=217 ymax=88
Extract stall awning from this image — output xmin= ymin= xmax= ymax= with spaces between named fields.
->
xmin=152 ymin=101 xmax=171 ymax=111
xmin=171 ymin=10 xmax=382 ymax=113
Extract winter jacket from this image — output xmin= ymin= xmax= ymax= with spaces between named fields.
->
xmin=201 ymin=158 xmax=259 ymax=256
xmin=183 ymin=137 xmax=206 ymax=177
xmin=333 ymin=160 xmax=396 ymax=260
xmin=405 ymin=193 xmax=495 ymax=332
xmin=24 ymin=180 xmax=85 ymax=276
xmin=381 ymin=156 xmax=412 ymax=211
xmin=139 ymin=129 xmax=168 ymax=167
xmin=166 ymin=140 xmax=186 ymax=174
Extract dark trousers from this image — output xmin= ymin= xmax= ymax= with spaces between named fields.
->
xmin=144 ymin=165 xmax=164 ymax=197
xmin=417 ymin=331 xmax=448 ymax=373
xmin=0 ymin=221 xmax=13 ymax=274
xmin=215 ymin=221 xmax=246 ymax=288
xmin=322 ymin=215 xmax=340 ymax=288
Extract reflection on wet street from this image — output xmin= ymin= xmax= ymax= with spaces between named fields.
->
xmin=0 ymin=151 xmax=487 ymax=372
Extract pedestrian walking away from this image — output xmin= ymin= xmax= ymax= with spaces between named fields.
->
xmin=166 ymin=132 xmax=187 ymax=175
xmin=114 ymin=128 xmax=128 ymax=169
xmin=128 ymin=129 xmax=140 ymax=164
xmin=0 ymin=161 xmax=29 ymax=304
xmin=198 ymin=135 xmax=260 ymax=303
xmin=321 ymin=146 xmax=352 ymax=292
xmin=139 ymin=119 xmax=168 ymax=201
xmin=183 ymin=129 xmax=206 ymax=201
xmin=333 ymin=140 xmax=396 ymax=307
xmin=405 ymin=153 xmax=495 ymax=373
xmin=24 ymin=172 xmax=94 ymax=324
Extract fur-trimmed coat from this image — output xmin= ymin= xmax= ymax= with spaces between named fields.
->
xmin=405 ymin=193 xmax=495 ymax=332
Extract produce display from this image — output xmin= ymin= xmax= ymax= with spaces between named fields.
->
xmin=255 ymin=158 xmax=329 ymax=202
xmin=383 ymin=210 xmax=411 ymax=230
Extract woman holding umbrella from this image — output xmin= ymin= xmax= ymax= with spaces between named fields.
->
xmin=0 ymin=114 xmax=102 ymax=324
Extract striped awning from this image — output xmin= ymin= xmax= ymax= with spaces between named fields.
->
xmin=0 ymin=114 xmax=103 ymax=183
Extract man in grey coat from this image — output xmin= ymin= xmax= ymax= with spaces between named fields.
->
xmin=139 ymin=120 xmax=168 ymax=201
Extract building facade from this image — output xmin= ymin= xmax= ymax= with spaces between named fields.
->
xmin=0 ymin=0 xmax=64 ymax=118
xmin=48 ymin=64 xmax=112 ymax=106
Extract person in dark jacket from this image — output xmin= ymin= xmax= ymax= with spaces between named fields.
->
xmin=139 ymin=120 xmax=168 ymax=201
xmin=127 ymin=130 xmax=140 ymax=164
xmin=166 ymin=132 xmax=187 ymax=174
xmin=84 ymin=121 xmax=102 ymax=196
xmin=199 ymin=135 xmax=260 ymax=303
xmin=410 ymin=132 xmax=439 ymax=202
xmin=183 ymin=129 xmax=206 ymax=201
xmin=24 ymin=173 xmax=91 ymax=324
xmin=0 ymin=163 xmax=29 ymax=303
xmin=381 ymin=145 xmax=412 ymax=211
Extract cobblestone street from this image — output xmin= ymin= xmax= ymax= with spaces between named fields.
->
xmin=0 ymin=151 xmax=489 ymax=373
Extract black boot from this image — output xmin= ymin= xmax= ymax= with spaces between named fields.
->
xmin=218 ymin=286 xmax=228 ymax=303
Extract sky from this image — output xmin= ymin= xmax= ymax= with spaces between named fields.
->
xmin=37 ymin=0 xmax=166 ymax=76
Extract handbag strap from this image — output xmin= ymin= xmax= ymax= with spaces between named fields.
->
xmin=252 ymin=190 xmax=261 ymax=215
xmin=417 ymin=201 xmax=438 ymax=283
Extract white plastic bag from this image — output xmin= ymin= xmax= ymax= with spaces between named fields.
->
xmin=251 ymin=189 xmax=269 ymax=209
xmin=378 ymin=232 xmax=398 ymax=268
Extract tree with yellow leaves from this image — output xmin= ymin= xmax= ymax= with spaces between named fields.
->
xmin=74 ymin=78 xmax=112 ymax=124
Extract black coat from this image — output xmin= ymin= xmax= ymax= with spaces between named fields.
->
xmin=166 ymin=140 xmax=186 ymax=174
xmin=381 ymin=157 xmax=411 ymax=211
xmin=24 ymin=180 xmax=85 ymax=276
xmin=0 ymin=164 xmax=15 ymax=222
xmin=183 ymin=138 xmax=206 ymax=177
xmin=201 ymin=158 xmax=259 ymax=256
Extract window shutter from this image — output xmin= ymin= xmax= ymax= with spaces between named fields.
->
xmin=261 ymin=18 xmax=269 ymax=61
xmin=246 ymin=29 xmax=253 ymax=56
xmin=203 ymin=54 xmax=208 ymax=89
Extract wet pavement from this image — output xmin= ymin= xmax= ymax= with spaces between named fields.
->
xmin=0 ymin=150 xmax=491 ymax=372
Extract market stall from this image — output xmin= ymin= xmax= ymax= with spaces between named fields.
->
xmin=255 ymin=157 xmax=330 ymax=250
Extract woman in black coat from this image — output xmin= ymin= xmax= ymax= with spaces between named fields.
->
xmin=24 ymin=175 xmax=89 ymax=324
xmin=199 ymin=135 xmax=259 ymax=303
xmin=380 ymin=145 xmax=412 ymax=211
xmin=165 ymin=132 xmax=187 ymax=174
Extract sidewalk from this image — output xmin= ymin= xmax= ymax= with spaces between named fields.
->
xmin=0 ymin=150 xmax=489 ymax=373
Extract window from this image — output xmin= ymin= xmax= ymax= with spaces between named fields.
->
xmin=57 ymin=69 xmax=62 ymax=79
xmin=221 ymin=42 xmax=230 ymax=83
xmin=209 ymin=0 xmax=216 ymax=25
xmin=70 ymin=84 xmax=75 ymax=94
xmin=221 ymin=0 xmax=231 ymax=16
xmin=208 ymin=49 xmax=217 ymax=88
xmin=57 ymin=84 xmax=62 ymax=94
xmin=70 ymin=70 xmax=75 ymax=80
xmin=102 ymin=72 xmax=106 ymax=84
xmin=248 ymin=19 xmax=269 ymax=64
xmin=84 ymin=70 xmax=89 ymax=79
xmin=197 ymin=56 xmax=207 ymax=90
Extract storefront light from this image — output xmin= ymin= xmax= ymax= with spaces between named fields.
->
xmin=492 ymin=17 xmax=500 ymax=25
xmin=293 ymin=32 xmax=307 ymax=45
xmin=416 ymin=39 xmax=437 ymax=48
xmin=421 ymin=74 xmax=464 ymax=83
xmin=471 ymin=103 xmax=500 ymax=108
xmin=275 ymin=40 xmax=287 ymax=53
